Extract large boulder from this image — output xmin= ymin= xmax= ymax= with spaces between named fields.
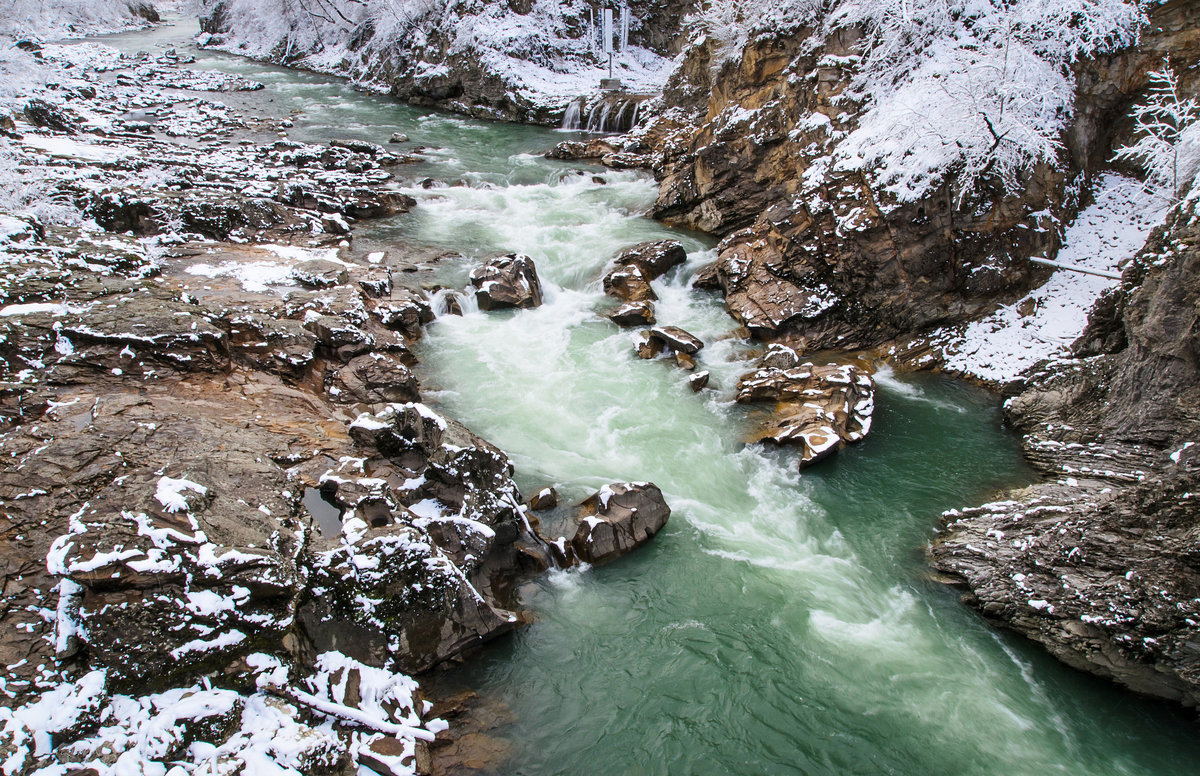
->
xmin=569 ymin=482 xmax=671 ymax=565
xmin=737 ymin=351 xmax=875 ymax=468
xmin=469 ymin=254 xmax=543 ymax=311
xmin=611 ymin=240 xmax=687 ymax=280
xmin=609 ymin=300 xmax=656 ymax=327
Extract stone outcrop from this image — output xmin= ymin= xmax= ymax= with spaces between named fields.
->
xmin=649 ymin=325 xmax=703 ymax=355
xmin=469 ymin=254 xmax=544 ymax=311
xmin=603 ymin=263 xmax=657 ymax=303
xmin=736 ymin=349 xmax=875 ymax=468
xmin=609 ymin=300 xmax=656 ymax=327
xmin=612 ymin=240 xmax=688 ymax=280
xmin=930 ymin=196 xmax=1200 ymax=708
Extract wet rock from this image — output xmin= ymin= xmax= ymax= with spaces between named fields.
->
xmin=755 ymin=344 xmax=798 ymax=370
xmin=331 ymin=138 xmax=387 ymax=156
xmin=304 ymin=315 xmax=375 ymax=361
xmin=649 ymin=325 xmax=703 ymax=355
xmin=341 ymin=190 xmax=416 ymax=219
xmin=352 ymin=266 xmax=392 ymax=298
xmin=602 ymin=263 xmax=657 ymax=303
xmin=674 ymin=352 xmax=696 ymax=371
xmin=370 ymin=290 xmax=433 ymax=338
xmin=632 ymin=330 xmax=663 ymax=359
xmin=611 ymin=240 xmax=687 ymax=280
xmin=469 ymin=254 xmax=543 ymax=311
xmin=691 ymin=262 xmax=722 ymax=291
xmin=388 ymin=133 xmax=410 ymax=144
xmin=608 ymin=300 xmax=656 ymax=327
xmin=688 ymin=371 xmax=710 ymax=392
xmin=737 ymin=362 xmax=875 ymax=468
xmin=569 ymin=483 xmax=671 ymax=566
xmin=528 ymin=487 xmax=558 ymax=511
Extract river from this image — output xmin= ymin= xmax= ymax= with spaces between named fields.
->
xmin=93 ymin=20 xmax=1200 ymax=776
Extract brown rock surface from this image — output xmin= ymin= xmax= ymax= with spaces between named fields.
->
xmin=569 ymin=483 xmax=671 ymax=566
xmin=736 ymin=352 xmax=875 ymax=468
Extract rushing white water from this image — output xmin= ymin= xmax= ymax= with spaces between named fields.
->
xmin=92 ymin=21 xmax=1200 ymax=776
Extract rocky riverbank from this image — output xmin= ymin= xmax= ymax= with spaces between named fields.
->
xmin=930 ymin=195 xmax=1200 ymax=708
xmin=0 ymin=34 xmax=675 ymax=774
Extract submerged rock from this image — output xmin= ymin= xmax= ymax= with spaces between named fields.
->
xmin=737 ymin=354 xmax=875 ymax=468
xmin=569 ymin=483 xmax=671 ymax=566
xmin=469 ymin=253 xmax=544 ymax=311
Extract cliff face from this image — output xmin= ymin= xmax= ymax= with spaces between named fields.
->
xmin=930 ymin=198 xmax=1200 ymax=707
xmin=644 ymin=0 xmax=1200 ymax=348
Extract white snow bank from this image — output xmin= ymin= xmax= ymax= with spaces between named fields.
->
xmin=19 ymin=135 xmax=133 ymax=164
xmin=154 ymin=476 xmax=209 ymax=513
xmin=931 ymin=174 xmax=1168 ymax=383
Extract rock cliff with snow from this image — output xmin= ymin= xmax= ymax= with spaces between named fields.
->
xmin=197 ymin=0 xmax=696 ymax=123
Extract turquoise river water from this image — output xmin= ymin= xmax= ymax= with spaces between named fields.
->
xmin=94 ymin=21 xmax=1200 ymax=776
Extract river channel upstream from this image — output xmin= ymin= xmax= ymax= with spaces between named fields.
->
xmin=89 ymin=20 xmax=1200 ymax=776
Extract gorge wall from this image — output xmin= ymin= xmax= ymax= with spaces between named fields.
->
xmin=635 ymin=0 xmax=1200 ymax=349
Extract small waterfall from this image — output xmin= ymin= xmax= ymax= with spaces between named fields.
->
xmin=562 ymin=95 xmax=648 ymax=133
xmin=561 ymin=98 xmax=583 ymax=130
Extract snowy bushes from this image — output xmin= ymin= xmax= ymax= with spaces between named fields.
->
xmin=832 ymin=0 xmax=1145 ymax=202
xmin=197 ymin=0 xmax=673 ymax=110
xmin=693 ymin=0 xmax=1146 ymax=203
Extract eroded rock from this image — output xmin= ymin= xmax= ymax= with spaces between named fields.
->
xmin=737 ymin=354 xmax=875 ymax=468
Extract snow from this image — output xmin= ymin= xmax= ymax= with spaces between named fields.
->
xmin=931 ymin=174 xmax=1168 ymax=383
xmin=1170 ymin=442 xmax=1195 ymax=463
xmin=19 ymin=135 xmax=132 ymax=163
xmin=185 ymin=260 xmax=296 ymax=293
xmin=154 ymin=476 xmax=209 ymax=513
xmin=0 ymin=302 xmax=88 ymax=317
xmin=0 ymin=650 xmax=437 ymax=776
xmin=0 ymin=0 xmax=168 ymax=41
xmin=695 ymin=0 xmax=1145 ymax=203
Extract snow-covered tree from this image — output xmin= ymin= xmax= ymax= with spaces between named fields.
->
xmin=1113 ymin=61 xmax=1200 ymax=201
